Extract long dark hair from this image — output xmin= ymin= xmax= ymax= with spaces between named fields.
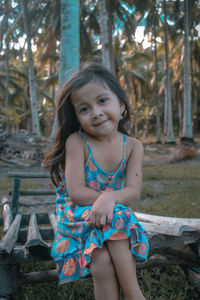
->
xmin=43 ymin=62 xmax=131 ymax=187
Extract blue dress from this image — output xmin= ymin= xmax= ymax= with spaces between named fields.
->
xmin=51 ymin=133 xmax=149 ymax=284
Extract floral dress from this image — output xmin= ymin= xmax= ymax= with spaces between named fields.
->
xmin=51 ymin=132 xmax=149 ymax=284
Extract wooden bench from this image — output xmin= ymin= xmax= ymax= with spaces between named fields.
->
xmin=0 ymin=172 xmax=200 ymax=299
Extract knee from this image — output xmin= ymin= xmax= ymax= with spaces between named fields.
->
xmin=90 ymin=247 xmax=114 ymax=278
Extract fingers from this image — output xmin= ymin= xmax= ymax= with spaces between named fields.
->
xmin=86 ymin=212 xmax=108 ymax=228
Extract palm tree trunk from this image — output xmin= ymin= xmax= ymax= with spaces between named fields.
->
xmin=99 ymin=0 xmax=111 ymax=70
xmin=5 ymin=0 xmax=10 ymax=134
xmin=107 ymin=1 xmax=115 ymax=75
xmin=152 ymin=4 xmax=161 ymax=143
xmin=21 ymin=0 xmax=41 ymax=136
xmin=163 ymin=0 xmax=175 ymax=143
xmin=51 ymin=0 xmax=80 ymax=138
xmin=181 ymin=0 xmax=193 ymax=142
xmin=59 ymin=0 xmax=80 ymax=86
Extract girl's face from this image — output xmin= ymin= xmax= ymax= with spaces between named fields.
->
xmin=71 ymin=81 xmax=125 ymax=138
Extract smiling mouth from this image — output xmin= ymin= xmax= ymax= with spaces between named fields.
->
xmin=93 ymin=120 xmax=107 ymax=126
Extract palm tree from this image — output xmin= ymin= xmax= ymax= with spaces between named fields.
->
xmin=99 ymin=0 xmax=111 ymax=70
xmin=21 ymin=0 xmax=41 ymax=136
xmin=181 ymin=0 xmax=193 ymax=143
xmin=51 ymin=0 xmax=80 ymax=137
xmin=163 ymin=0 xmax=175 ymax=143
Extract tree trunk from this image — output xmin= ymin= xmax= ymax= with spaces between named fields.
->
xmin=50 ymin=0 xmax=80 ymax=138
xmin=99 ymin=0 xmax=111 ymax=70
xmin=106 ymin=1 xmax=115 ymax=74
xmin=163 ymin=0 xmax=175 ymax=143
xmin=181 ymin=0 xmax=193 ymax=143
xmin=152 ymin=4 xmax=161 ymax=143
xmin=21 ymin=0 xmax=41 ymax=136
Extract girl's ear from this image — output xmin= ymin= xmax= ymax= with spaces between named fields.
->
xmin=120 ymin=102 xmax=125 ymax=114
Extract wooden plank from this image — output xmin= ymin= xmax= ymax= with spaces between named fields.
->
xmin=8 ymin=172 xmax=50 ymax=178
xmin=25 ymin=213 xmax=49 ymax=257
xmin=18 ymin=227 xmax=54 ymax=244
xmin=135 ymin=212 xmax=200 ymax=231
xmin=9 ymin=190 xmax=55 ymax=196
xmin=2 ymin=201 xmax=13 ymax=234
xmin=48 ymin=211 xmax=57 ymax=235
xmin=11 ymin=178 xmax=21 ymax=216
xmin=0 ymin=213 xmax=22 ymax=254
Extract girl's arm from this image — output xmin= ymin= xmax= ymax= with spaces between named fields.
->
xmin=65 ymin=133 xmax=100 ymax=206
xmin=111 ymin=137 xmax=144 ymax=206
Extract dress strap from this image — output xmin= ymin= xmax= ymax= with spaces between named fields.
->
xmin=80 ymin=131 xmax=92 ymax=154
xmin=123 ymin=134 xmax=127 ymax=161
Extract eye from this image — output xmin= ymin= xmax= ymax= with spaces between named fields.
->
xmin=99 ymin=98 xmax=108 ymax=104
xmin=79 ymin=106 xmax=88 ymax=113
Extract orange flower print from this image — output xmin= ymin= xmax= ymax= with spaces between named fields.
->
xmin=79 ymin=256 xmax=88 ymax=268
xmin=124 ymin=210 xmax=131 ymax=218
xmin=62 ymin=257 xmax=77 ymax=276
xmin=115 ymin=218 xmax=125 ymax=230
xmin=55 ymin=233 xmax=62 ymax=242
xmin=66 ymin=209 xmax=75 ymax=221
xmin=88 ymin=159 xmax=97 ymax=171
xmin=84 ymin=242 xmax=97 ymax=255
xmin=88 ymin=180 xmax=100 ymax=191
xmin=136 ymin=243 xmax=147 ymax=255
xmin=58 ymin=204 xmax=63 ymax=212
xmin=109 ymin=231 xmax=127 ymax=240
xmin=81 ymin=209 xmax=90 ymax=220
xmin=116 ymin=210 xmax=123 ymax=215
xmin=129 ymin=223 xmax=136 ymax=230
xmin=57 ymin=215 xmax=61 ymax=222
xmin=55 ymin=240 xmax=70 ymax=253
xmin=78 ymin=223 xmax=83 ymax=234
xmin=102 ymin=224 xmax=110 ymax=232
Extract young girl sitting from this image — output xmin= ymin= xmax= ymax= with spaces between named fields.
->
xmin=43 ymin=62 xmax=149 ymax=300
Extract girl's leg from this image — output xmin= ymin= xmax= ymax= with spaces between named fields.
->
xmin=90 ymin=245 xmax=120 ymax=300
xmin=107 ymin=239 xmax=145 ymax=300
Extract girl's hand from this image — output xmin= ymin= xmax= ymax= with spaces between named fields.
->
xmin=86 ymin=192 xmax=115 ymax=228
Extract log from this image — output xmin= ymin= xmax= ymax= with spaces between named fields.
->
xmin=25 ymin=213 xmax=50 ymax=258
xmin=8 ymin=172 xmax=50 ymax=178
xmin=135 ymin=212 xmax=200 ymax=230
xmin=2 ymin=200 xmax=13 ymax=234
xmin=19 ymin=269 xmax=58 ymax=284
xmin=18 ymin=226 xmax=54 ymax=244
xmin=0 ymin=213 xmax=22 ymax=254
xmin=9 ymin=190 xmax=55 ymax=196
xmin=11 ymin=177 xmax=21 ymax=217
xmin=0 ymin=157 xmax=31 ymax=167
xmin=48 ymin=211 xmax=57 ymax=235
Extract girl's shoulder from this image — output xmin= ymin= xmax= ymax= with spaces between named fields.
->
xmin=65 ymin=132 xmax=89 ymax=161
xmin=65 ymin=132 xmax=85 ymax=150
xmin=126 ymin=136 xmax=144 ymax=160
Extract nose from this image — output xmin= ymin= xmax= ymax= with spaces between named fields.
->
xmin=91 ymin=105 xmax=103 ymax=119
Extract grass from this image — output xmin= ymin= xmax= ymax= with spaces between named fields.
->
xmin=0 ymin=159 xmax=200 ymax=299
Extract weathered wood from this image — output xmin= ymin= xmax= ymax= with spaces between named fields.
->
xmin=0 ymin=213 xmax=22 ymax=254
xmin=0 ymin=157 xmax=31 ymax=167
xmin=19 ymin=269 xmax=58 ymax=284
xmin=0 ymin=245 xmax=52 ymax=264
xmin=8 ymin=172 xmax=50 ymax=178
xmin=48 ymin=211 xmax=57 ymax=234
xmin=25 ymin=212 xmax=49 ymax=257
xmin=0 ymin=263 xmax=18 ymax=296
xmin=11 ymin=178 xmax=21 ymax=217
xmin=9 ymin=190 xmax=55 ymax=196
xmin=141 ymin=221 xmax=197 ymax=236
xmin=18 ymin=226 xmax=54 ymax=244
xmin=2 ymin=201 xmax=13 ymax=234
xmin=135 ymin=212 xmax=200 ymax=231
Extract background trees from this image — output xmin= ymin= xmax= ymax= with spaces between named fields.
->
xmin=0 ymin=0 xmax=199 ymax=142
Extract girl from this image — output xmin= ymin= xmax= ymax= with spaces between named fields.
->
xmin=43 ymin=62 xmax=149 ymax=300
